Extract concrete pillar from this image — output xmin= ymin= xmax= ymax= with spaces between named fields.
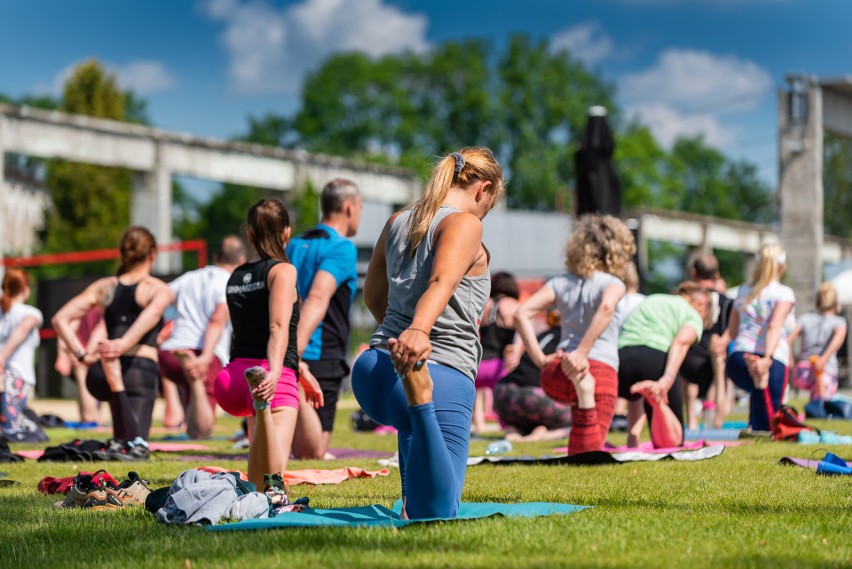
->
xmin=779 ymin=76 xmax=823 ymax=311
xmin=131 ymin=144 xmax=173 ymax=274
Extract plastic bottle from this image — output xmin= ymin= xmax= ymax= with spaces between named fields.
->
xmin=702 ymin=401 xmax=717 ymax=429
xmin=485 ymin=440 xmax=513 ymax=455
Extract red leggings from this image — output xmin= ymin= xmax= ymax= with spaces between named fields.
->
xmin=541 ymin=359 xmax=618 ymax=455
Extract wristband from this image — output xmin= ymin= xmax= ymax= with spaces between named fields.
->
xmin=407 ymin=327 xmax=430 ymax=337
xmin=76 ymin=351 xmax=87 ymax=363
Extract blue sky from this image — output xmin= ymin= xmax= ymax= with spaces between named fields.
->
xmin=3 ymin=0 xmax=851 ymax=188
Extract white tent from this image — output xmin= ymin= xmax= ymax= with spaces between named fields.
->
xmin=830 ymin=269 xmax=852 ymax=305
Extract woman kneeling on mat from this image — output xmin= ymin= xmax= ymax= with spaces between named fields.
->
xmin=618 ymin=282 xmax=711 ymax=448
xmin=726 ymin=243 xmax=795 ymax=432
xmin=514 ymin=214 xmax=634 ymax=455
xmin=213 ymin=198 xmax=320 ymax=501
xmin=352 ymin=147 xmax=504 ymax=520
xmin=53 ymin=227 xmax=173 ymax=452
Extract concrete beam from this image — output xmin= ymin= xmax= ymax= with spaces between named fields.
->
xmin=0 ymin=103 xmax=420 ymax=199
xmin=821 ymin=78 xmax=852 ymax=138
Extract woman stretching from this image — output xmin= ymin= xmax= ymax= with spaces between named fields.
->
xmin=789 ymin=283 xmax=846 ymax=402
xmin=514 ymin=214 xmax=634 ymax=455
xmin=214 ymin=198 xmax=301 ymax=495
xmin=352 ymin=147 xmax=504 ymax=520
xmin=53 ymin=227 xmax=173 ymax=449
xmin=474 ymin=271 xmax=521 ymax=433
xmin=0 ymin=268 xmax=44 ymax=437
xmin=726 ymin=243 xmax=795 ymax=431
xmin=618 ymin=282 xmax=710 ymax=448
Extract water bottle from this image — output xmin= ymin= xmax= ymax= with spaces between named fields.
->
xmin=485 ymin=440 xmax=513 ymax=455
xmin=702 ymin=401 xmax=717 ymax=429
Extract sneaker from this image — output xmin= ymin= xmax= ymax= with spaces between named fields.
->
xmin=108 ymin=471 xmax=151 ymax=506
xmin=55 ymin=472 xmax=116 ymax=509
xmin=97 ymin=438 xmax=150 ymax=462
xmin=263 ymin=473 xmax=290 ymax=515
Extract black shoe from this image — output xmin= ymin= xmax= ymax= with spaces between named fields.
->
xmin=99 ymin=438 xmax=150 ymax=461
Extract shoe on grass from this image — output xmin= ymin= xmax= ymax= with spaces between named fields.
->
xmin=263 ymin=473 xmax=290 ymax=515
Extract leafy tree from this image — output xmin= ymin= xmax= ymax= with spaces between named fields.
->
xmin=39 ymin=60 xmax=132 ymax=276
xmin=824 ymin=132 xmax=852 ymax=239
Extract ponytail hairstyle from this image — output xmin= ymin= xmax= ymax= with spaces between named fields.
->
xmin=674 ymin=280 xmax=712 ymax=328
xmin=1 ymin=267 xmax=30 ymax=313
xmin=406 ymin=147 xmax=504 ymax=256
xmin=816 ymin=282 xmax=839 ymax=313
xmin=117 ymin=226 xmax=157 ymax=276
xmin=247 ymin=198 xmax=291 ymax=262
xmin=745 ymin=243 xmax=786 ymax=303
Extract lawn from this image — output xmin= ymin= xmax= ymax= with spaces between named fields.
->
xmin=0 ymin=397 xmax=850 ymax=569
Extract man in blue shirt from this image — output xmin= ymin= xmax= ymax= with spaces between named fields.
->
xmin=287 ymin=178 xmax=362 ymax=459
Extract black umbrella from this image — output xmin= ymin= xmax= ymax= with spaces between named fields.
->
xmin=574 ymin=106 xmax=621 ymax=216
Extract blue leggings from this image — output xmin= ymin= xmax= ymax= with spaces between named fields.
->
xmin=726 ymin=351 xmax=788 ymax=431
xmin=351 ymin=349 xmax=475 ymax=519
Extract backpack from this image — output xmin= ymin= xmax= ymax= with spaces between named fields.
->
xmin=771 ymin=405 xmax=820 ymax=441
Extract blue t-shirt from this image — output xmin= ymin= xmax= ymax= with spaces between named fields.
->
xmin=286 ymin=224 xmax=358 ymax=363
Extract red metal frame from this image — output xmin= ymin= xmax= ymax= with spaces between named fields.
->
xmin=2 ymin=239 xmax=208 ymax=268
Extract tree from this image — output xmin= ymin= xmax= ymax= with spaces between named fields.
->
xmin=824 ymin=132 xmax=852 ymax=240
xmin=39 ymin=60 xmax=132 ymax=275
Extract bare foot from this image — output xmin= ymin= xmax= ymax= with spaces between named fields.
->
xmin=244 ymin=366 xmax=266 ymax=401
xmin=401 ymin=365 xmax=433 ymax=406
xmin=744 ymin=355 xmax=769 ymax=389
xmin=570 ymin=373 xmax=596 ymax=409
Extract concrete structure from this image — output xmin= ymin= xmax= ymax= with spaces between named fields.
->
xmin=1 ymin=170 xmax=49 ymax=256
xmin=779 ymin=75 xmax=852 ymax=310
xmin=0 ymin=103 xmax=420 ymax=272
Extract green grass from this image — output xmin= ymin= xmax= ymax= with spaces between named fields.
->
xmin=1 ymin=398 xmax=850 ymax=569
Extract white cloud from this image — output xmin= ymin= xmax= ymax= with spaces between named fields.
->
xmin=618 ymin=49 xmax=772 ymax=148
xmin=551 ymin=22 xmax=614 ymax=65
xmin=200 ymin=0 xmax=430 ymax=94
xmin=115 ymin=61 xmax=177 ymax=94
xmin=44 ymin=59 xmax=177 ymax=95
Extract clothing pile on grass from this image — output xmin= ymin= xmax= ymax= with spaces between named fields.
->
xmin=772 ymin=405 xmax=852 ymax=445
xmin=36 ymin=438 xmax=151 ymax=462
xmin=39 ymin=467 xmax=305 ymax=525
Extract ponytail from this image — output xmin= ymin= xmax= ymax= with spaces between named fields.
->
xmin=117 ymin=226 xmax=157 ymax=276
xmin=405 ymin=147 xmax=504 ymax=257
xmin=745 ymin=243 xmax=786 ymax=304
xmin=1 ymin=267 xmax=30 ymax=313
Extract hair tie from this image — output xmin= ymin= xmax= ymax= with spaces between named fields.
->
xmin=450 ymin=152 xmax=465 ymax=174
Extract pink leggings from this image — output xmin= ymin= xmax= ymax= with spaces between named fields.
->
xmin=214 ymin=358 xmax=299 ymax=417
xmin=475 ymin=357 xmax=506 ymax=390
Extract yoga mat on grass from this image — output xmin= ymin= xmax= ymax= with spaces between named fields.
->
xmin=466 ymin=444 xmax=725 ymax=466
xmin=16 ymin=441 xmax=210 ymax=460
xmin=552 ymin=440 xmax=749 ymax=455
xmin=206 ymin=500 xmax=588 ymax=530
xmin=684 ymin=429 xmax=772 ymax=442
xmin=169 ymin=448 xmax=395 ymax=462
xmin=780 ymin=453 xmax=852 ymax=474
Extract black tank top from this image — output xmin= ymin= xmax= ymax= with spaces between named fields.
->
xmin=227 ymin=259 xmax=300 ymax=371
xmin=104 ymin=281 xmax=163 ymax=347
xmin=480 ymin=297 xmax=516 ymax=360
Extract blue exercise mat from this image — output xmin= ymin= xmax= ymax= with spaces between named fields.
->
xmin=206 ymin=500 xmax=588 ymax=530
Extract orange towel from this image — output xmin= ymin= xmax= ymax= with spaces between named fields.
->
xmin=195 ymin=466 xmax=389 ymax=486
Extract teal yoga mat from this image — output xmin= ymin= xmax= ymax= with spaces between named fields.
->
xmin=206 ymin=500 xmax=589 ymax=530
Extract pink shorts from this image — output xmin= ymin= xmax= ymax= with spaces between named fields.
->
xmin=475 ymin=357 xmax=507 ymax=390
xmin=214 ymin=358 xmax=299 ymax=416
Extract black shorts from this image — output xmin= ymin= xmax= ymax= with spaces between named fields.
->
xmin=305 ymin=359 xmax=349 ymax=432
xmin=679 ymin=351 xmax=713 ymax=398
xmin=617 ymin=345 xmax=684 ymax=428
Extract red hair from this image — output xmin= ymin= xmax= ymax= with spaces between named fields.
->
xmin=1 ymin=267 xmax=30 ymax=313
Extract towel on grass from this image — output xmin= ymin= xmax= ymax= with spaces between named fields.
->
xmin=465 ymin=444 xmax=725 ymax=466
xmin=780 ymin=453 xmax=852 ymax=475
xmin=197 ymin=466 xmax=389 ymax=485
xmin=206 ymin=499 xmax=588 ymax=530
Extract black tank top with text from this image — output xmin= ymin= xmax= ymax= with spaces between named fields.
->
xmin=227 ymin=259 xmax=300 ymax=371
xmin=104 ymin=281 xmax=163 ymax=347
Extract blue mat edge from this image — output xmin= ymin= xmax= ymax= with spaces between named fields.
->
xmin=206 ymin=501 xmax=591 ymax=531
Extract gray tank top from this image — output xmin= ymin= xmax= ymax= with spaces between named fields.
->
xmin=371 ymin=205 xmax=491 ymax=381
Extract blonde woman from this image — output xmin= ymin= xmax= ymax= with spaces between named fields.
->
xmin=515 ymin=214 xmax=635 ymax=455
xmin=726 ymin=243 xmax=795 ymax=431
xmin=789 ymin=283 xmax=846 ymax=402
xmin=352 ymin=148 xmax=503 ymax=520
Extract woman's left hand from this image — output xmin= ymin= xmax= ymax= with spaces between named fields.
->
xmin=97 ymin=338 xmax=128 ymax=360
xmin=388 ymin=328 xmax=432 ymax=376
